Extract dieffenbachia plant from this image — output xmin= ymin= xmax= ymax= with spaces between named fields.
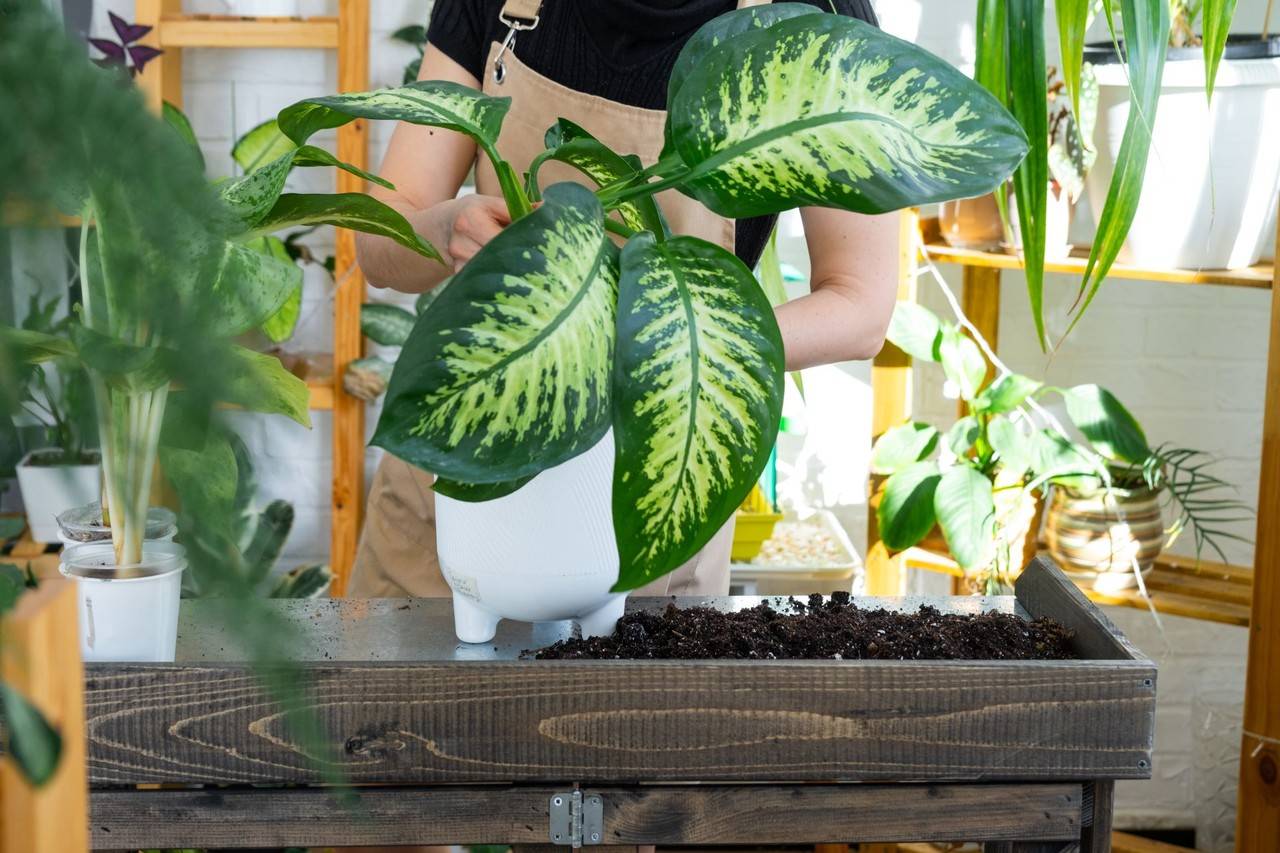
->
xmin=276 ymin=4 xmax=1028 ymax=590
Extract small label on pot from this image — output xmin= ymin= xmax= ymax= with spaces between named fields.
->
xmin=445 ymin=570 xmax=480 ymax=601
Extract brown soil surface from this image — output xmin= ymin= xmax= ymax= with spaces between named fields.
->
xmin=532 ymin=592 xmax=1076 ymax=660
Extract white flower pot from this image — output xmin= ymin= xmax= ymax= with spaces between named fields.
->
xmin=435 ymin=430 xmax=624 ymax=644
xmin=1085 ymin=40 xmax=1280 ymax=269
xmin=60 ymin=541 xmax=186 ymax=663
xmin=15 ymin=449 xmax=101 ymax=544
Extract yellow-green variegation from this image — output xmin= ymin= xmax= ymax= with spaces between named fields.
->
xmin=611 ymin=233 xmax=784 ymax=590
xmin=663 ymin=15 xmax=1028 ymax=218
xmin=372 ymin=183 xmax=617 ymax=482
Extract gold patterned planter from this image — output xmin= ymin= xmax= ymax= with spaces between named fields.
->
xmin=1044 ymin=485 xmax=1165 ymax=593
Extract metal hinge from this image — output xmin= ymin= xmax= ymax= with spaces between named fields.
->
xmin=549 ymin=790 xmax=604 ymax=847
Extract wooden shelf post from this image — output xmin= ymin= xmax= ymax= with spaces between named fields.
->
xmin=0 ymin=581 xmax=88 ymax=853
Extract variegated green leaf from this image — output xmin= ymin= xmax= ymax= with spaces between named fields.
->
xmin=210 ymin=239 xmax=302 ymax=338
xmin=248 ymin=236 xmax=302 ymax=344
xmin=664 ymin=15 xmax=1027 ymax=218
xmin=232 ymin=118 xmax=295 ymax=173
xmin=218 ymin=345 xmax=311 ymax=428
xmin=612 ymin=233 xmax=784 ymax=591
xmin=432 ymin=475 xmax=534 ymax=502
xmin=220 ymin=145 xmax=393 ymax=228
xmin=372 ymin=182 xmax=617 ymax=481
xmin=361 ymin=303 xmax=416 ymax=346
xmin=529 ymin=119 xmax=667 ymax=237
xmin=277 ymin=81 xmax=510 ymax=151
xmin=253 ymin=193 xmax=441 ymax=261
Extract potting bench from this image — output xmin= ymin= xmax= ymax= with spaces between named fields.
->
xmin=45 ymin=558 xmax=1148 ymax=851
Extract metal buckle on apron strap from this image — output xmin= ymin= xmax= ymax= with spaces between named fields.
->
xmin=493 ymin=10 xmax=540 ymax=85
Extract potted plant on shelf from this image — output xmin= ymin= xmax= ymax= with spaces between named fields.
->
xmin=1084 ymin=4 xmax=1280 ymax=271
xmin=5 ymin=295 xmax=99 ymax=544
xmin=874 ymin=297 xmax=1248 ymax=594
xmin=268 ymin=3 xmax=1029 ymax=642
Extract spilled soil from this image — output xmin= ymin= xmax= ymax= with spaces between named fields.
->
xmin=532 ymin=592 xmax=1076 ymax=660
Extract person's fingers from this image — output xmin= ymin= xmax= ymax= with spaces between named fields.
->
xmin=448 ymin=234 xmax=482 ymax=271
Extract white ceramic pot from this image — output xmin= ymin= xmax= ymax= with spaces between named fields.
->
xmin=60 ymin=541 xmax=186 ymax=663
xmin=435 ymin=430 xmax=624 ymax=644
xmin=1008 ymin=184 xmax=1073 ymax=261
xmin=15 ymin=449 xmax=101 ymax=544
xmin=1085 ymin=40 xmax=1280 ymax=269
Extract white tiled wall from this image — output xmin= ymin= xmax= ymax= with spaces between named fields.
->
xmin=81 ymin=0 xmax=1269 ymax=833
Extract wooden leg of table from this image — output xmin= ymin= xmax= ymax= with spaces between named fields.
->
xmin=0 ymin=580 xmax=88 ymax=853
xmin=1237 ymin=210 xmax=1280 ymax=850
xmin=1079 ymin=781 xmax=1114 ymax=853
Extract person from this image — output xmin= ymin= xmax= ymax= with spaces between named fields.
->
xmin=348 ymin=0 xmax=899 ymax=603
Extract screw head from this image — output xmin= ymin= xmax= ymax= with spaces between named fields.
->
xmin=553 ymin=797 xmax=563 ymax=806
xmin=591 ymin=833 xmax=600 ymax=842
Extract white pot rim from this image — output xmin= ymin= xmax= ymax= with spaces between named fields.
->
xmin=60 ymin=541 xmax=187 ymax=583
xmin=17 ymin=447 xmax=101 ymax=469
xmin=1092 ymin=55 xmax=1280 ymax=89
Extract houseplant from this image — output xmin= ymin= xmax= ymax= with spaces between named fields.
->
xmin=268 ymin=3 xmax=1029 ymax=640
xmin=874 ymin=293 xmax=1248 ymax=593
xmin=5 ymin=294 xmax=100 ymax=543
xmin=976 ymin=0 xmax=1245 ymax=346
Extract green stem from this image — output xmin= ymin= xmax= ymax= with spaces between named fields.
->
xmin=481 ymin=143 xmax=533 ymax=220
xmin=596 ymin=151 xmax=690 ymax=209
xmin=603 ymin=218 xmax=639 ymax=241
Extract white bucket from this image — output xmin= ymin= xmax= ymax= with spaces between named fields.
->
xmin=435 ymin=430 xmax=624 ymax=644
xmin=15 ymin=449 xmax=101 ymax=544
xmin=1086 ymin=53 xmax=1280 ymax=269
xmin=60 ymin=541 xmax=186 ymax=663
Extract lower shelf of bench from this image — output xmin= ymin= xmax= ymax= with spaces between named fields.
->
xmin=1079 ymin=553 xmax=1252 ymax=627
xmin=90 ymin=783 xmax=1085 ymax=850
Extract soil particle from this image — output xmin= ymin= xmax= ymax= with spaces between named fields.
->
xmin=531 ymin=592 xmax=1075 ymax=660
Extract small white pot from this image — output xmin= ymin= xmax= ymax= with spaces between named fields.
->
xmin=1086 ymin=44 xmax=1280 ymax=269
xmin=221 ymin=0 xmax=299 ymax=16
xmin=435 ymin=430 xmax=624 ymax=644
xmin=15 ymin=449 xmax=101 ymax=544
xmin=60 ymin=541 xmax=186 ymax=663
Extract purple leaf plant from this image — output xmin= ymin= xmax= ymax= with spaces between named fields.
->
xmin=89 ymin=12 xmax=162 ymax=77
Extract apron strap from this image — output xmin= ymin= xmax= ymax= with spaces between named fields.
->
xmin=500 ymin=0 xmax=542 ymax=24
xmin=493 ymin=0 xmax=542 ymax=84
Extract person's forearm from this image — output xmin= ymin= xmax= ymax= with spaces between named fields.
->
xmin=356 ymin=201 xmax=457 ymax=293
xmin=774 ymin=277 xmax=893 ymax=371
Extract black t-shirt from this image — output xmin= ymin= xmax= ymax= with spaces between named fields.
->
xmin=426 ymin=0 xmax=878 ymax=268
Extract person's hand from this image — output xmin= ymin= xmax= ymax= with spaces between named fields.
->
xmin=444 ymin=194 xmax=512 ymax=273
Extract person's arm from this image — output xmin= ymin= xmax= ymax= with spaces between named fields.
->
xmin=774 ymin=207 xmax=899 ymax=371
xmin=355 ymin=45 xmax=514 ymax=292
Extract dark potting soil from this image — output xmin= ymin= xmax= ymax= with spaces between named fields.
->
xmin=531 ymin=592 xmax=1076 ymax=660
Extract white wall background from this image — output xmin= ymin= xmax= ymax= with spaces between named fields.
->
xmin=66 ymin=0 xmax=1272 ymax=836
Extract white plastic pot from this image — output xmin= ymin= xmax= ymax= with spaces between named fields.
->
xmin=435 ymin=430 xmax=624 ymax=644
xmin=60 ymin=541 xmax=186 ymax=662
xmin=15 ymin=449 xmax=101 ymax=544
xmin=1086 ymin=43 xmax=1280 ymax=269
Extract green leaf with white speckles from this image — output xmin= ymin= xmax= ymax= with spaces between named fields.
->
xmin=611 ymin=233 xmax=784 ymax=591
xmin=665 ymin=14 xmax=1028 ymax=218
xmin=372 ymin=183 xmax=617 ymax=482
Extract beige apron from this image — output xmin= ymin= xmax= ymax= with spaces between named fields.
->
xmin=349 ymin=0 xmax=773 ymax=599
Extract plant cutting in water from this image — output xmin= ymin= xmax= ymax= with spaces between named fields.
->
xmin=268 ymin=4 xmax=1029 ymax=590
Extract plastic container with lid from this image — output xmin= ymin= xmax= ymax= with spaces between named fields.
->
xmin=56 ymin=502 xmax=177 ymax=549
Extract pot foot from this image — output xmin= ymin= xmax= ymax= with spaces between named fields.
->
xmin=452 ymin=594 xmax=501 ymax=644
xmin=576 ymin=595 xmax=626 ymax=639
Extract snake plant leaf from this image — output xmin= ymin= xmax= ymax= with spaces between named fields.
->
xmin=253 ymin=193 xmax=440 ymax=261
xmin=611 ymin=233 xmax=784 ymax=590
xmin=666 ymin=2 xmax=823 ymax=109
xmin=529 ymin=119 xmax=667 ymax=237
xmin=232 ymin=118 xmax=296 ymax=173
xmin=432 ymin=475 xmax=535 ymax=502
xmin=665 ymin=15 xmax=1028 ymax=219
xmin=1007 ymin=0 xmax=1049 ymax=350
xmin=210 ymin=239 xmax=303 ymax=338
xmin=277 ymin=81 xmax=510 ymax=153
xmin=1062 ymin=383 xmax=1149 ymax=464
xmin=885 ymin=301 xmax=944 ymax=362
xmin=247 ymin=236 xmax=302 ymax=344
xmin=934 ymin=464 xmax=996 ymax=571
xmin=876 ymin=460 xmax=941 ymax=551
xmin=1202 ymin=0 xmax=1239 ymax=101
xmin=0 ymin=684 xmax=61 ymax=787
xmin=871 ymin=422 xmax=939 ymax=475
xmin=372 ymin=182 xmax=617 ymax=482
xmin=361 ymin=303 xmax=416 ymax=346
xmin=219 ymin=345 xmax=311 ymax=428
xmin=1068 ymin=0 xmax=1169 ymax=341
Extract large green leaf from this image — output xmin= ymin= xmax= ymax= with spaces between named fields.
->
xmin=1055 ymin=0 xmax=1091 ymax=120
xmin=1201 ymin=0 xmax=1239 ymax=101
xmin=220 ymin=146 xmax=394 ymax=228
xmin=432 ymin=475 xmax=534 ymax=502
xmin=254 ymin=193 xmax=440 ymax=261
xmin=218 ymin=346 xmax=311 ymax=427
xmin=876 ymin=461 xmax=940 ymax=551
xmin=161 ymin=101 xmax=204 ymax=171
xmin=210 ymin=239 xmax=303 ymax=338
xmin=987 ymin=417 xmax=1034 ymax=477
xmin=245 ymin=236 xmax=302 ymax=343
xmin=938 ymin=327 xmax=986 ymax=401
xmin=972 ymin=372 xmax=1041 ymax=414
xmin=612 ymin=232 xmax=784 ymax=589
xmin=372 ymin=182 xmax=617 ymax=482
xmin=529 ymin=119 xmax=666 ymax=237
xmin=934 ymin=464 xmax=995 ymax=570
xmin=1062 ymin=384 xmax=1149 ymax=464
xmin=277 ymin=81 xmax=510 ymax=152
xmin=232 ymin=118 xmax=296 ymax=173
xmin=946 ymin=415 xmax=981 ymax=456
xmin=1068 ymin=0 xmax=1168 ymax=339
xmin=1007 ymin=0 xmax=1049 ymax=350
xmin=1033 ymin=429 xmax=1100 ymax=491
xmin=885 ymin=301 xmax=943 ymax=362
xmin=663 ymin=15 xmax=1027 ymax=218
xmin=0 ymin=684 xmax=61 ymax=787
xmin=361 ymin=303 xmax=416 ymax=346
xmin=870 ymin=422 xmax=939 ymax=475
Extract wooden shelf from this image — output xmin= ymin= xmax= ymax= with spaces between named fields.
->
xmin=1080 ymin=552 xmax=1253 ymax=627
xmin=158 ymin=14 xmax=339 ymax=49
xmin=919 ymin=217 xmax=1274 ymax=289
xmin=307 ymin=378 xmax=334 ymax=410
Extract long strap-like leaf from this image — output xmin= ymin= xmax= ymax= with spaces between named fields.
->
xmin=1007 ymin=0 xmax=1049 ymax=349
xmin=1067 ymin=0 xmax=1169 ymax=342
xmin=1055 ymin=0 xmax=1091 ymax=119
xmin=1201 ymin=0 xmax=1240 ymax=101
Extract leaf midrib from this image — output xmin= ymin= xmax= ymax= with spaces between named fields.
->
xmin=656 ymin=243 xmax=702 ymax=538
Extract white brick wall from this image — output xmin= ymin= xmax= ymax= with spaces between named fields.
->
xmin=82 ymin=0 xmax=1267 ymax=834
